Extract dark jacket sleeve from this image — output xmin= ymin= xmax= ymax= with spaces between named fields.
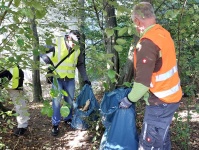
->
xmin=76 ymin=51 xmax=89 ymax=81
xmin=0 ymin=67 xmax=24 ymax=90
xmin=0 ymin=70 xmax=12 ymax=88
xmin=135 ymin=38 xmax=161 ymax=87
xmin=0 ymin=70 xmax=12 ymax=80
xmin=46 ymin=47 xmax=55 ymax=55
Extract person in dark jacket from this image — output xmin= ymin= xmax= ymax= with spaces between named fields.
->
xmin=0 ymin=64 xmax=30 ymax=136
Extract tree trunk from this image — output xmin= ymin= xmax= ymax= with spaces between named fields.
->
xmin=104 ymin=0 xmax=119 ymax=90
xmin=117 ymin=35 xmax=139 ymax=87
xmin=30 ymin=8 xmax=42 ymax=102
xmin=78 ymin=0 xmax=86 ymax=88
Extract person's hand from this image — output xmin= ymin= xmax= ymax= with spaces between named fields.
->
xmin=84 ymin=80 xmax=91 ymax=85
xmin=119 ymin=97 xmax=132 ymax=109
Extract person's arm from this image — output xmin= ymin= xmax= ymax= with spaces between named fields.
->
xmin=120 ymin=39 xmax=160 ymax=108
xmin=0 ymin=70 xmax=12 ymax=88
xmin=76 ymin=50 xmax=89 ymax=83
xmin=0 ymin=70 xmax=12 ymax=80
xmin=46 ymin=46 xmax=55 ymax=54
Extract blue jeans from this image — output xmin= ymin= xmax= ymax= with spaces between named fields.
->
xmin=52 ymin=78 xmax=75 ymax=126
xmin=139 ymin=102 xmax=180 ymax=150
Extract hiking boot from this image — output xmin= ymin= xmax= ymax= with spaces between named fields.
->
xmin=64 ymin=119 xmax=72 ymax=125
xmin=51 ymin=125 xmax=59 ymax=136
xmin=13 ymin=128 xmax=27 ymax=136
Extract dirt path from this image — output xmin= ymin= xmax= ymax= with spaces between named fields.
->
xmin=1 ymin=102 xmax=97 ymax=150
xmin=1 ymin=96 xmax=199 ymax=150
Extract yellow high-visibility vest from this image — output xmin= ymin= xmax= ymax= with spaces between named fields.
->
xmin=51 ymin=36 xmax=80 ymax=78
xmin=8 ymin=66 xmax=19 ymax=89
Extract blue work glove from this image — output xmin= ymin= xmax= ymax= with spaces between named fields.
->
xmin=84 ymin=80 xmax=91 ymax=85
xmin=119 ymin=97 xmax=132 ymax=109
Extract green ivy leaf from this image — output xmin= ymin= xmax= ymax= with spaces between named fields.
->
xmin=114 ymin=45 xmax=123 ymax=52
xmin=50 ymin=89 xmax=59 ymax=98
xmin=61 ymin=90 xmax=68 ymax=97
xmin=116 ymin=38 xmax=126 ymax=45
xmin=41 ymin=106 xmax=53 ymax=117
xmin=13 ymin=15 xmax=19 ymax=23
xmin=102 ymin=82 xmax=109 ymax=91
xmin=60 ymin=106 xmax=70 ymax=117
xmin=32 ymin=2 xmax=43 ymax=11
xmin=105 ymin=28 xmax=114 ymax=38
xmin=107 ymin=69 xmax=116 ymax=79
xmin=118 ymin=27 xmax=127 ymax=36
xmin=123 ymin=82 xmax=132 ymax=88
xmin=14 ymin=0 xmax=21 ymax=7
xmin=36 ymin=10 xmax=46 ymax=19
xmin=22 ymin=8 xmax=34 ymax=19
xmin=105 ymin=53 xmax=114 ymax=58
xmin=17 ymin=39 xmax=24 ymax=46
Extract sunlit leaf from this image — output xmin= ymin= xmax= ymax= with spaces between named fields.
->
xmin=17 ymin=39 xmax=24 ymax=46
xmin=114 ymin=45 xmax=123 ymax=52
xmin=116 ymin=38 xmax=126 ymax=45
xmin=118 ymin=27 xmax=128 ymax=36
xmin=60 ymin=106 xmax=70 ymax=117
xmin=36 ymin=10 xmax=46 ymax=19
xmin=32 ymin=2 xmax=43 ymax=11
xmin=105 ymin=28 xmax=114 ymax=38
xmin=14 ymin=0 xmax=21 ymax=7
xmin=107 ymin=69 xmax=116 ymax=79
xmin=61 ymin=90 xmax=68 ymax=97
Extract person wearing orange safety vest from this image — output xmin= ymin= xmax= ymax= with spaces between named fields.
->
xmin=119 ymin=2 xmax=182 ymax=150
xmin=0 ymin=64 xmax=30 ymax=136
xmin=45 ymin=30 xmax=91 ymax=136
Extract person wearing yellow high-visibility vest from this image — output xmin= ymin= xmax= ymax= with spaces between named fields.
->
xmin=119 ymin=2 xmax=182 ymax=150
xmin=0 ymin=64 xmax=30 ymax=136
xmin=46 ymin=30 xmax=91 ymax=136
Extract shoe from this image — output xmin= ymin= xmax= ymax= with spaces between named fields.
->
xmin=51 ymin=125 xmax=59 ymax=136
xmin=64 ymin=119 xmax=72 ymax=125
xmin=13 ymin=128 xmax=27 ymax=136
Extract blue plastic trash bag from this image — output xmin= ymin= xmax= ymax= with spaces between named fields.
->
xmin=71 ymin=84 xmax=99 ymax=130
xmin=99 ymin=88 xmax=139 ymax=150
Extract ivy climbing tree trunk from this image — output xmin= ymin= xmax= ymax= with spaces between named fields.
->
xmin=104 ymin=0 xmax=119 ymax=90
xmin=30 ymin=8 xmax=42 ymax=102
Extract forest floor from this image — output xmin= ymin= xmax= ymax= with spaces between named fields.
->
xmin=0 ymin=83 xmax=199 ymax=150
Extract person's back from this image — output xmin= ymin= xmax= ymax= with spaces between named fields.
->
xmin=0 ymin=64 xmax=30 ymax=136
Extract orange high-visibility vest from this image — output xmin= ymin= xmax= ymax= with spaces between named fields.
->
xmin=134 ymin=24 xmax=182 ymax=103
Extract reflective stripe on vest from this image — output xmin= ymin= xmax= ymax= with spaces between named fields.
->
xmin=155 ymin=65 xmax=177 ymax=82
xmin=153 ymin=82 xmax=181 ymax=98
xmin=8 ymin=66 xmax=19 ymax=89
xmin=51 ymin=36 xmax=80 ymax=78
xmin=150 ymin=65 xmax=178 ymax=87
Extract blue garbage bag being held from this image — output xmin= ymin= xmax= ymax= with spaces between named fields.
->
xmin=99 ymin=88 xmax=139 ymax=150
xmin=71 ymin=84 xmax=99 ymax=130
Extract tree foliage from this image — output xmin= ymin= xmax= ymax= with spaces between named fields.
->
xmin=0 ymin=0 xmax=198 ymax=149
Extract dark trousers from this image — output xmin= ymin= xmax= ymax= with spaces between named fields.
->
xmin=139 ymin=102 xmax=180 ymax=150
